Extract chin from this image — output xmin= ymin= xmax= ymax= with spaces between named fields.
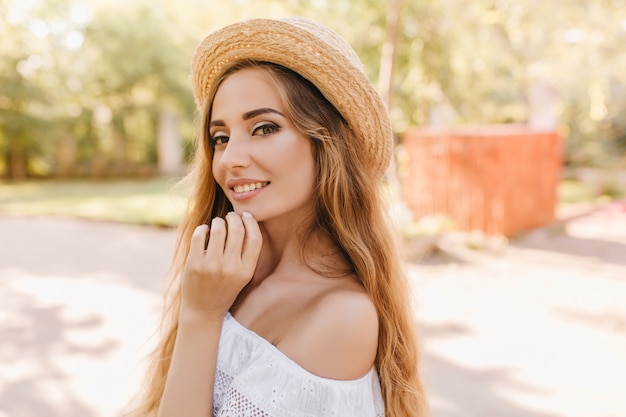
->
xmin=232 ymin=207 xmax=262 ymax=221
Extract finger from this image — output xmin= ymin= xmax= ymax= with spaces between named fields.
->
xmin=223 ymin=212 xmax=245 ymax=260
xmin=189 ymin=224 xmax=209 ymax=256
xmin=205 ymin=217 xmax=226 ymax=257
xmin=240 ymin=212 xmax=263 ymax=267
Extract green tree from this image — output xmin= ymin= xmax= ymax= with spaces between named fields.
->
xmin=0 ymin=0 xmax=77 ymax=178
xmin=2 ymin=0 xmax=625 ymax=178
xmin=76 ymin=0 xmax=195 ymax=176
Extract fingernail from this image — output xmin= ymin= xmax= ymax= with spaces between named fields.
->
xmin=242 ymin=211 xmax=253 ymax=218
xmin=193 ymin=224 xmax=207 ymax=235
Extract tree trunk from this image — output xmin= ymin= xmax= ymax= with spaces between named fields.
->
xmin=378 ymin=0 xmax=413 ymax=226
xmin=5 ymin=137 xmax=28 ymax=179
xmin=111 ymin=116 xmax=127 ymax=167
xmin=157 ymin=108 xmax=183 ymax=176
xmin=378 ymin=0 xmax=402 ymax=112
xmin=56 ymin=129 xmax=77 ymax=177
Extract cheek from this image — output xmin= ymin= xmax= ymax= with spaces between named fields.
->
xmin=211 ymin=154 xmax=223 ymax=183
xmin=288 ymin=148 xmax=316 ymax=190
xmin=211 ymin=157 xmax=231 ymax=196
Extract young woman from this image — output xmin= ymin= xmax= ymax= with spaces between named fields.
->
xmin=129 ymin=17 xmax=429 ymax=417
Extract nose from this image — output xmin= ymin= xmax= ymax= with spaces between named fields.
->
xmin=216 ymin=132 xmax=250 ymax=171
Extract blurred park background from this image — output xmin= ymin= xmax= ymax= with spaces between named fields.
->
xmin=1 ymin=0 xmax=625 ymax=226
xmin=1 ymin=0 xmax=626 ymax=416
xmin=2 ymin=0 xmax=626 ymax=181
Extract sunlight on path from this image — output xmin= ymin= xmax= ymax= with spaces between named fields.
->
xmin=1 ymin=206 xmax=625 ymax=417
xmin=0 ymin=217 xmax=174 ymax=417
xmin=410 ymin=202 xmax=626 ymax=417
xmin=0 ymin=272 xmax=160 ymax=417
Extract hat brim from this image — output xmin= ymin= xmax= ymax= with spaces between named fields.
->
xmin=191 ymin=17 xmax=392 ymax=178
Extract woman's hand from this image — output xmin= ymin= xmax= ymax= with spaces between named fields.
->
xmin=180 ymin=211 xmax=262 ymax=321
xmin=159 ymin=212 xmax=260 ymax=417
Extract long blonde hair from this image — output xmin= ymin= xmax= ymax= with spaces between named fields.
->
xmin=127 ymin=61 xmax=429 ymax=417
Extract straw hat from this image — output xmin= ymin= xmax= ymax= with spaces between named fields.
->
xmin=191 ymin=17 xmax=392 ymax=179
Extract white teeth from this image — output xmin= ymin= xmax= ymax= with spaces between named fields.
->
xmin=233 ymin=182 xmax=267 ymax=193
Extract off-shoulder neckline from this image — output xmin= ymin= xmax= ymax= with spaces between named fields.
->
xmin=224 ymin=312 xmax=376 ymax=385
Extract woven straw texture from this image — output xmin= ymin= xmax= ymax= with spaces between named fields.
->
xmin=191 ymin=17 xmax=392 ymax=178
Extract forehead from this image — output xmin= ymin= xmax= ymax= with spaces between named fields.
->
xmin=211 ymin=67 xmax=283 ymax=117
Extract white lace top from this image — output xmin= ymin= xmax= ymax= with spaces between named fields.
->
xmin=213 ymin=313 xmax=385 ymax=417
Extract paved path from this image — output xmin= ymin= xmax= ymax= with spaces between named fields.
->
xmin=0 ymin=218 xmax=172 ymax=417
xmin=409 ymin=201 xmax=626 ymax=417
xmin=1 ymin=203 xmax=625 ymax=417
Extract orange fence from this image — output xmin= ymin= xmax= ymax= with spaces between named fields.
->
xmin=400 ymin=126 xmax=562 ymax=237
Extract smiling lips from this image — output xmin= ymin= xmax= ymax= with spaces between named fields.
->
xmin=232 ymin=181 xmax=269 ymax=194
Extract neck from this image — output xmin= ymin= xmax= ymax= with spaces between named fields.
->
xmin=251 ymin=216 xmax=350 ymax=283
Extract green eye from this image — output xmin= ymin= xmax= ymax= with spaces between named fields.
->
xmin=253 ymin=123 xmax=279 ymax=136
xmin=211 ymin=135 xmax=228 ymax=146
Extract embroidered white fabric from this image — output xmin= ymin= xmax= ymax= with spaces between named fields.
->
xmin=213 ymin=313 xmax=385 ymax=417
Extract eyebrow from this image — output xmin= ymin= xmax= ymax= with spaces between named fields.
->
xmin=209 ymin=108 xmax=285 ymax=127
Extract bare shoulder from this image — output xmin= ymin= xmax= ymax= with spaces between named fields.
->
xmin=277 ymin=279 xmax=379 ymax=380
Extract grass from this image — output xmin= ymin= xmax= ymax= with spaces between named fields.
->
xmin=0 ymin=177 xmax=188 ymax=227
xmin=558 ymin=178 xmax=625 ymax=204
xmin=557 ymin=180 xmax=598 ymax=204
xmin=0 ymin=177 xmax=622 ymax=227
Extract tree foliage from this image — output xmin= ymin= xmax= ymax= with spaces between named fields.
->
xmin=1 ymin=0 xmax=625 ymax=178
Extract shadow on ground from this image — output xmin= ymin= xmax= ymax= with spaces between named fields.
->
xmin=513 ymin=232 xmax=626 ymax=267
xmin=419 ymin=323 xmax=560 ymax=417
xmin=0 ymin=284 xmax=116 ymax=417
xmin=3 ymin=213 xmax=625 ymax=417
xmin=0 ymin=216 xmax=175 ymax=293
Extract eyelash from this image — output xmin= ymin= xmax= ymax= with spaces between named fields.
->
xmin=209 ymin=123 xmax=280 ymax=146
xmin=254 ymin=123 xmax=279 ymax=136
xmin=210 ymin=135 xmax=228 ymax=146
